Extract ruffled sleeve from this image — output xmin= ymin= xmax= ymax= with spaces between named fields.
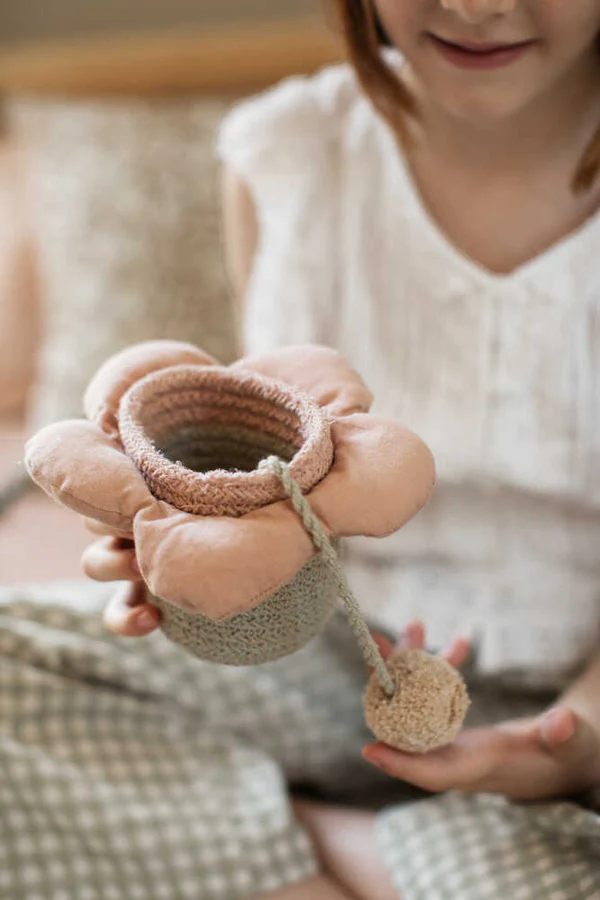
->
xmin=217 ymin=64 xmax=356 ymax=206
xmin=216 ymin=65 xmax=359 ymax=353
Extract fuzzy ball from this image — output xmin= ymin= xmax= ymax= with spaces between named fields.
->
xmin=363 ymin=649 xmax=470 ymax=753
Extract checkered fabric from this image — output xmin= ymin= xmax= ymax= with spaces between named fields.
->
xmin=377 ymin=791 xmax=600 ymax=900
xmin=377 ymin=688 xmax=600 ymax=900
xmin=0 ymin=582 xmax=374 ymax=900
xmin=2 ymin=581 xmax=600 ymax=900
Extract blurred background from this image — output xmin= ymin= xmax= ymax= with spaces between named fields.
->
xmin=0 ymin=0 xmax=341 ymax=584
xmin=0 ymin=1 xmax=321 ymax=45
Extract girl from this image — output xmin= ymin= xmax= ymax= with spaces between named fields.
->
xmin=5 ymin=0 xmax=600 ymax=898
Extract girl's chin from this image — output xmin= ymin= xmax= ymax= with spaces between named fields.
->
xmin=415 ymin=72 xmax=540 ymax=124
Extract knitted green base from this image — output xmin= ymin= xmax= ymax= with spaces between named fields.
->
xmin=152 ymin=551 xmax=340 ymax=666
xmin=152 ymin=455 xmax=395 ymax=695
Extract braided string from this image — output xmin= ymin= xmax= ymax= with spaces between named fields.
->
xmin=259 ymin=455 xmax=395 ymax=697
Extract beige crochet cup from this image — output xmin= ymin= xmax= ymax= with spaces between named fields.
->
xmin=25 ymin=340 xmax=436 ymax=668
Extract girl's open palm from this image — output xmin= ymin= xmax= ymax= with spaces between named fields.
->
xmin=364 ymin=623 xmax=600 ymax=801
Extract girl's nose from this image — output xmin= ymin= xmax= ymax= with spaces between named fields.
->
xmin=440 ymin=0 xmax=516 ymax=25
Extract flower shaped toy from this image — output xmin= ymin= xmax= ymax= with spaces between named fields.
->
xmin=25 ymin=340 xmax=436 ymax=667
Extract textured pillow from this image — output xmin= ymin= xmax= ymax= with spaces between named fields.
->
xmin=8 ymin=96 xmax=238 ymax=428
xmin=0 ymin=134 xmax=39 ymax=421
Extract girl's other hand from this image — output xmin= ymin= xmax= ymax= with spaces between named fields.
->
xmin=371 ymin=619 xmax=470 ymax=670
xmin=364 ymin=623 xmax=600 ymax=800
xmin=81 ymin=519 xmax=161 ymax=637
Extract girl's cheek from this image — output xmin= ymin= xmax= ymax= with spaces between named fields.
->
xmin=372 ymin=0 xmax=421 ymax=51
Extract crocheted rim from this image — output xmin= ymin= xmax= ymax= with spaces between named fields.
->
xmin=118 ymin=365 xmax=334 ymax=517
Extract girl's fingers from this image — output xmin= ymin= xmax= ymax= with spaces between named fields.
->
xmin=362 ymin=740 xmax=468 ymax=793
xmin=537 ymin=706 xmax=600 ymax=778
xmin=363 ymin=726 xmax=503 ymax=793
xmin=371 ymin=632 xmax=395 ymax=661
xmin=397 ymin=620 xmax=426 ymax=652
xmin=102 ymin=581 xmax=161 ymax=637
xmin=369 ymin=620 xmax=426 ymax=672
xmin=374 ymin=623 xmax=470 ymax=673
xmin=441 ymin=637 xmax=471 ymax=669
xmin=538 ymin=706 xmax=577 ymax=748
xmin=82 ymin=536 xmax=140 ymax=582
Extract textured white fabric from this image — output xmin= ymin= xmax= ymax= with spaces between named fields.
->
xmin=11 ymin=97 xmax=238 ymax=429
xmin=217 ymin=61 xmax=600 ymax=683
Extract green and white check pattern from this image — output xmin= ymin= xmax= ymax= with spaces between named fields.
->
xmin=0 ymin=582 xmax=379 ymax=900
xmin=377 ymin=682 xmax=600 ymax=900
xmin=1 ymin=582 xmax=599 ymax=899
xmin=378 ymin=791 xmax=600 ymax=900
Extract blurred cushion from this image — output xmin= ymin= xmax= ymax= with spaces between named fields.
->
xmin=9 ymin=96 xmax=239 ymax=429
xmin=0 ymin=0 xmax=321 ymax=46
xmin=0 ymin=425 xmax=90 ymax=584
xmin=0 ymin=135 xmax=40 ymax=421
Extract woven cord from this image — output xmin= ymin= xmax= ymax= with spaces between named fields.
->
xmin=259 ymin=455 xmax=396 ymax=696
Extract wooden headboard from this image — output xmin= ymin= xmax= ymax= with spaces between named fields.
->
xmin=0 ymin=19 xmax=344 ymax=96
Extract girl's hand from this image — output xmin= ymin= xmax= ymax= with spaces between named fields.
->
xmin=364 ymin=623 xmax=600 ymax=800
xmin=81 ymin=519 xmax=161 ymax=637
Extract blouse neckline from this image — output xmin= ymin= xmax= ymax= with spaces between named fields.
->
xmin=376 ymin=52 xmax=600 ymax=295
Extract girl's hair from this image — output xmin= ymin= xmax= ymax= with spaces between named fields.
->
xmin=334 ymin=0 xmax=600 ymax=192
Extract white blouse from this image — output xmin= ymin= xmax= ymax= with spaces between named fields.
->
xmin=218 ymin=61 xmax=600 ymax=685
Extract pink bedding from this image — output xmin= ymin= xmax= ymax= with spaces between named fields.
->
xmin=0 ymin=426 xmax=90 ymax=585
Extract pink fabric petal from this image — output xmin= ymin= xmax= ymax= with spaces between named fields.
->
xmin=133 ymin=500 xmax=316 ymax=620
xmin=307 ymin=414 xmax=436 ymax=538
xmin=232 ymin=345 xmax=373 ymax=418
xmin=84 ymin=340 xmax=218 ymax=436
xmin=25 ymin=419 xmax=154 ymax=532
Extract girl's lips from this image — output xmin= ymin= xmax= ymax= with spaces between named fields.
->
xmin=428 ymin=34 xmax=536 ymax=70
